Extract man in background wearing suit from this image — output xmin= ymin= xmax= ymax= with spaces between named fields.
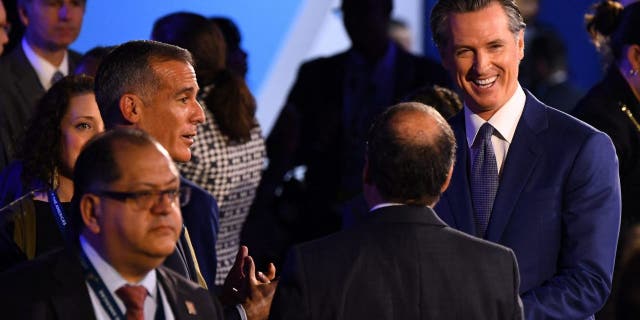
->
xmin=0 ymin=128 xmax=223 ymax=319
xmin=270 ymin=102 xmax=523 ymax=320
xmin=431 ymin=1 xmax=621 ymax=318
xmin=246 ymin=0 xmax=452 ymax=270
xmin=95 ymin=40 xmax=277 ymax=320
xmin=0 ymin=0 xmax=86 ymax=171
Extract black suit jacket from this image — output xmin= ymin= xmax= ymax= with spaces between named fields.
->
xmin=573 ymin=66 xmax=640 ymax=231
xmin=269 ymin=205 xmax=523 ymax=320
xmin=0 ymin=248 xmax=223 ymax=319
xmin=245 ymin=46 xmax=452 ymax=269
xmin=0 ymin=43 xmax=82 ymax=171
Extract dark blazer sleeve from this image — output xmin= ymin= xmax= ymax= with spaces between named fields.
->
xmin=520 ymin=130 xmax=620 ymax=319
xmin=509 ymin=250 xmax=524 ymax=320
xmin=268 ymin=247 xmax=310 ymax=320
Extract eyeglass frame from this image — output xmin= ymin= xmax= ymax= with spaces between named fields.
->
xmin=90 ymin=186 xmax=192 ymax=209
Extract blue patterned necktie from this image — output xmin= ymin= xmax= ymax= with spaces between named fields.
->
xmin=470 ymin=123 xmax=499 ymax=238
xmin=50 ymin=70 xmax=64 ymax=86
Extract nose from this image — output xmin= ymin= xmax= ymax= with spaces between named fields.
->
xmin=59 ymin=3 xmax=70 ymax=20
xmin=0 ymin=29 xmax=8 ymax=46
xmin=191 ymin=100 xmax=205 ymax=125
xmin=472 ymin=51 xmax=490 ymax=75
xmin=150 ymin=192 xmax=174 ymax=214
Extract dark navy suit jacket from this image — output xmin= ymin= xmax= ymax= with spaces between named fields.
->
xmin=181 ymin=177 xmax=219 ymax=290
xmin=435 ymin=91 xmax=621 ymax=319
xmin=0 ymin=248 xmax=223 ymax=319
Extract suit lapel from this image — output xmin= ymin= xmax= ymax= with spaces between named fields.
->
xmin=50 ymin=250 xmax=97 ymax=319
xmin=6 ymin=45 xmax=45 ymax=122
xmin=485 ymin=92 xmax=546 ymax=242
xmin=444 ymin=113 xmax=476 ymax=234
xmin=157 ymin=267 xmax=199 ymax=320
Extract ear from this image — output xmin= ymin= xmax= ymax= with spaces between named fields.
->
xmin=517 ymin=29 xmax=525 ymax=61
xmin=440 ymin=164 xmax=455 ymax=194
xmin=119 ymin=94 xmax=143 ymax=124
xmin=18 ymin=2 xmax=29 ymax=27
xmin=80 ymin=194 xmax=101 ymax=234
xmin=627 ymin=44 xmax=640 ymax=72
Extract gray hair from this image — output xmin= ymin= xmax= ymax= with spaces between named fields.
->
xmin=430 ymin=0 xmax=526 ymax=48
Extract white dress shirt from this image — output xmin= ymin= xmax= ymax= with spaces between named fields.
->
xmin=21 ymin=37 xmax=69 ymax=90
xmin=80 ymin=236 xmax=175 ymax=320
xmin=465 ymin=84 xmax=526 ymax=175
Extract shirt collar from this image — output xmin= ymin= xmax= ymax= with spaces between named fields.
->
xmin=21 ymin=37 xmax=70 ymax=90
xmin=80 ymin=235 xmax=157 ymax=301
xmin=465 ymin=84 xmax=526 ymax=146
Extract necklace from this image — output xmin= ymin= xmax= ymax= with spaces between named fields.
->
xmin=619 ymin=102 xmax=640 ymax=133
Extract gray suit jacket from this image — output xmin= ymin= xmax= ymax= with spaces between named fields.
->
xmin=0 ymin=44 xmax=82 ymax=171
xmin=269 ymin=205 xmax=523 ymax=320
xmin=0 ymin=248 xmax=223 ymax=319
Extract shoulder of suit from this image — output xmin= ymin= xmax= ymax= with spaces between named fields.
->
xmin=180 ymin=176 xmax=213 ymax=201
xmin=299 ymin=51 xmax=348 ymax=70
xmin=157 ymin=265 xmax=208 ymax=292
xmin=440 ymin=226 xmax=514 ymax=256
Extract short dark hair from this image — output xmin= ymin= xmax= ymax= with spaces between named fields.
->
xmin=402 ymin=85 xmax=463 ymax=120
xmin=71 ymin=128 xmax=157 ymax=232
xmin=17 ymin=74 xmax=94 ymax=189
xmin=366 ymin=102 xmax=456 ymax=205
xmin=430 ymin=0 xmax=525 ymax=49
xmin=94 ymin=40 xmax=193 ymax=129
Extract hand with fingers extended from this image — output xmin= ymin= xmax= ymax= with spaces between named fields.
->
xmin=221 ymin=246 xmax=278 ymax=320
xmin=243 ymin=255 xmax=278 ymax=320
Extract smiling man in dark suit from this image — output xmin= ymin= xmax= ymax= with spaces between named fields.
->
xmin=269 ymin=102 xmax=523 ymax=320
xmin=430 ymin=1 xmax=621 ymax=318
xmin=0 ymin=0 xmax=86 ymax=171
xmin=0 ymin=128 xmax=223 ymax=319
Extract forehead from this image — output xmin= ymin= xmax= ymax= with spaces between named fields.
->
xmin=447 ymin=3 xmax=513 ymax=45
xmin=112 ymin=143 xmax=178 ymax=185
xmin=66 ymin=93 xmax=98 ymax=115
xmin=151 ymin=60 xmax=197 ymax=84
xmin=29 ymin=0 xmax=87 ymax=6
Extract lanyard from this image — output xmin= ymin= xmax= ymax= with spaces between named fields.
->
xmin=47 ymin=190 xmax=125 ymax=320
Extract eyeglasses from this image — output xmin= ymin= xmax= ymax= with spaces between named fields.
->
xmin=92 ymin=186 xmax=191 ymax=210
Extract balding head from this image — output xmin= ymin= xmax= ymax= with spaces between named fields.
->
xmin=365 ymin=102 xmax=456 ymax=206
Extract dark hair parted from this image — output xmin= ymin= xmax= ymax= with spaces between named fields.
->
xmin=17 ymin=74 xmax=94 ymax=189
xmin=402 ymin=84 xmax=463 ymax=120
xmin=94 ymin=40 xmax=194 ymax=129
xmin=71 ymin=128 xmax=158 ymax=232
xmin=152 ymin=12 xmax=257 ymax=142
xmin=585 ymin=1 xmax=640 ymax=62
xmin=430 ymin=0 xmax=526 ymax=49
xmin=366 ymin=102 xmax=456 ymax=205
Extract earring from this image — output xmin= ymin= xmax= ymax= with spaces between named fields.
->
xmin=630 ymin=69 xmax=639 ymax=76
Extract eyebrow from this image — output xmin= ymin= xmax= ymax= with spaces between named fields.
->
xmin=173 ymin=87 xmax=198 ymax=98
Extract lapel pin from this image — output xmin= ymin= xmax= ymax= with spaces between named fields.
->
xmin=185 ymin=301 xmax=197 ymax=315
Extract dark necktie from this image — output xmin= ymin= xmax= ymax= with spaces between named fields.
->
xmin=116 ymin=284 xmax=147 ymax=320
xmin=470 ymin=123 xmax=499 ymax=238
xmin=51 ymin=70 xmax=64 ymax=86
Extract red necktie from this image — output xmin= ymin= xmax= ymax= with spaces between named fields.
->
xmin=115 ymin=285 xmax=147 ymax=320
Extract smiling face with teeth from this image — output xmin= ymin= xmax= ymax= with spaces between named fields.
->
xmin=133 ymin=60 xmax=205 ymax=162
xmin=439 ymin=2 xmax=524 ymax=120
